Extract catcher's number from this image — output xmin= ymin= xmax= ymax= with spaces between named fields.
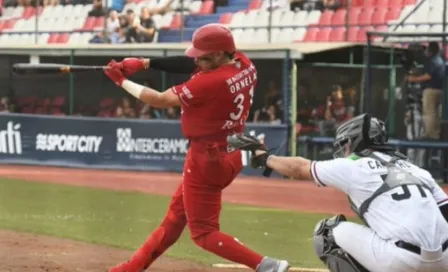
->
xmin=230 ymin=86 xmax=254 ymax=121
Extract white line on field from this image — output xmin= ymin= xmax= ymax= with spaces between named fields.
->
xmin=212 ymin=263 xmax=329 ymax=271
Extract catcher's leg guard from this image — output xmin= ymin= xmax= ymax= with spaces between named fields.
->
xmin=313 ymin=215 xmax=369 ymax=272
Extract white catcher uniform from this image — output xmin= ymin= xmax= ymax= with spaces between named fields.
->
xmin=311 ymin=151 xmax=448 ymax=272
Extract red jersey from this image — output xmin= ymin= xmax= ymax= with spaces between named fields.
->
xmin=172 ymin=52 xmax=257 ymax=141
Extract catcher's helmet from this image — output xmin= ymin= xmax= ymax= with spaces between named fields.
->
xmin=185 ymin=23 xmax=236 ymax=58
xmin=333 ymin=114 xmax=387 ymax=158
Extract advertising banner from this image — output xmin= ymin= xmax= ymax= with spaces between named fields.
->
xmin=0 ymin=114 xmax=288 ymax=177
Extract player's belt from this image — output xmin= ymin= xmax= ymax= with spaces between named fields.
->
xmin=395 ymin=239 xmax=448 ymax=255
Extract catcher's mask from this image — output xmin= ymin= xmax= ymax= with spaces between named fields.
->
xmin=333 ymin=114 xmax=388 ymax=158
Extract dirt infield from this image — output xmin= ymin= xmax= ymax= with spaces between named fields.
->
xmin=0 ymin=165 xmax=444 ymax=271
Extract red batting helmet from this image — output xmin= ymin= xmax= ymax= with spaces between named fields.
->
xmin=185 ymin=23 xmax=236 ymax=58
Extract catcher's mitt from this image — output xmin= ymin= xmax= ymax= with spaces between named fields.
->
xmin=227 ymin=134 xmax=270 ymax=169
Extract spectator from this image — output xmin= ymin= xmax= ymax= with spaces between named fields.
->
xmin=296 ymin=86 xmax=318 ymax=135
xmin=88 ymin=0 xmax=106 ymax=17
xmin=289 ymin=0 xmax=302 ymax=11
xmin=407 ymin=42 xmax=444 ymax=140
xmin=115 ymin=97 xmax=136 ymax=118
xmin=165 ymin=107 xmax=179 ymax=119
xmin=43 ymin=0 xmax=59 ymax=6
xmin=0 ymin=97 xmax=10 ymax=113
xmin=125 ymin=9 xmax=141 ymax=43
xmin=318 ymin=85 xmax=347 ymax=136
xmin=139 ymin=104 xmax=158 ymax=119
xmin=89 ymin=31 xmax=110 ymax=43
xmin=106 ymin=10 xmax=120 ymax=36
xmin=322 ymin=0 xmax=341 ymax=10
xmin=345 ymin=87 xmax=357 ymax=119
xmin=137 ymin=7 xmax=156 ymax=43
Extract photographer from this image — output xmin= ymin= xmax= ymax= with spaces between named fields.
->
xmin=407 ymin=42 xmax=444 ymax=140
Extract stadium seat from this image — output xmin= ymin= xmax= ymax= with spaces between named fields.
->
xmin=376 ymin=0 xmax=389 ymax=7
xmin=427 ymin=8 xmax=442 ymax=24
xmin=348 ymin=7 xmax=361 ymax=25
xmin=351 ymin=0 xmax=363 ymax=7
xmin=318 ymin=10 xmax=334 ymax=26
xmin=56 ymin=33 xmax=70 ymax=43
xmin=306 ymin=10 xmax=322 ymax=25
xmin=38 ymin=33 xmax=49 ymax=44
xmin=229 ymin=11 xmax=245 ymax=28
xmin=363 ymin=0 xmax=377 ymax=6
xmin=239 ymin=28 xmax=255 ymax=44
xmin=403 ymin=0 xmax=416 ymax=5
xmin=249 ymin=0 xmax=262 ymax=10
xmin=269 ymin=28 xmax=280 ymax=42
xmin=253 ymin=28 xmax=268 ymax=43
xmin=371 ymin=8 xmax=387 ymax=25
xmin=389 ymin=0 xmax=403 ymax=8
xmin=199 ymin=0 xmax=214 ymax=14
xmin=293 ymin=10 xmax=308 ymax=26
xmin=231 ymin=28 xmax=244 ymax=43
xmin=47 ymin=33 xmax=59 ymax=44
xmin=99 ymin=97 xmax=115 ymax=109
xmin=292 ymin=27 xmax=306 ymax=42
xmin=329 ymin=27 xmax=346 ymax=41
xmin=245 ymin=10 xmax=258 ymax=27
xmin=280 ymin=10 xmax=295 ymax=27
xmin=72 ymin=4 xmax=84 ymax=18
xmin=22 ymin=106 xmax=34 ymax=114
xmin=347 ymin=27 xmax=360 ymax=41
xmin=315 ymin=27 xmax=331 ymax=41
xmin=61 ymin=4 xmax=74 ymax=18
xmin=303 ymin=27 xmax=319 ymax=41
xmin=278 ymin=28 xmax=294 ymax=43
xmin=219 ymin=13 xmax=233 ymax=24
xmin=169 ymin=14 xmax=182 ymax=29
xmin=386 ymin=8 xmax=401 ymax=21
xmin=271 ymin=9 xmax=283 ymax=26
xmin=189 ymin=1 xmax=202 ymax=14
xmin=331 ymin=9 xmax=346 ymax=26
xmin=81 ymin=17 xmax=96 ymax=31
xmin=358 ymin=8 xmax=375 ymax=25
xmin=357 ymin=26 xmax=374 ymax=42
xmin=93 ymin=16 xmax=105 ymax=30
xmin=52 ymin=96 xmax=65 ymax=108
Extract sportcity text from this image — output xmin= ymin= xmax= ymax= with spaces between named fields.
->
xmin=0 ymin=121 xmax=22 ymax=154
xmin=35 ymin=133 xmax=103 ymax=153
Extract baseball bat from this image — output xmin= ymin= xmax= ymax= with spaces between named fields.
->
xmin=12 ymin=63 xmax=108 ymax=75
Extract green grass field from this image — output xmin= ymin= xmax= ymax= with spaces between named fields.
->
xmin=0 ymin=178 xmax=347 ymax=268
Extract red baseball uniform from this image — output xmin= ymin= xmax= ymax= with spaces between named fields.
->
xmin=121 ymin=52 xmax=264 ymax=272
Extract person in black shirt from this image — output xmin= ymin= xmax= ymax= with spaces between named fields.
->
xmin=88 ymin=0 xmax=106 ymax=17
xmin=407 ymin=42 xmax=445 ymax=140
xmin=138 ymin=7 xmax=156 ymax=43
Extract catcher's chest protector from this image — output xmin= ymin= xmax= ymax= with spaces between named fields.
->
xmin=348 ymin=151 xmax=431 ymax=225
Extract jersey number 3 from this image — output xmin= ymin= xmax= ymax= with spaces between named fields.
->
xmin=391 ymin=185 xmax=427 ymax=201
xmin=229 ymin=86 xmax=254 ymax=121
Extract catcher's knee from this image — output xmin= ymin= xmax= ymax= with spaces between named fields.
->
xmin=313 ymin=215 xmax=368 ymax=272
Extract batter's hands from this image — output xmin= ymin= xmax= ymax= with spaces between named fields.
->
xmin=227 ymin=134 xmax=270 ymax=169
xmin=118 ymin=58 xmax=145 ymax=76
xmin=104 ymin=60 xmax=126 ymax=86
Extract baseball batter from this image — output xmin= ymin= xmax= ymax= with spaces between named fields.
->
xmin=228 ymin=113 xmax=448 ymax=272
xmin=103 ymin=24 xmax=289 ymax=272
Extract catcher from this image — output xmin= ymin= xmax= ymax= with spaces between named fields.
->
xmin=227 ymin=113 xmax=448 ymax=272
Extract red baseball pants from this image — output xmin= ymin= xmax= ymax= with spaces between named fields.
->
xmin=126 ymin=143 xmax=264 ymax=271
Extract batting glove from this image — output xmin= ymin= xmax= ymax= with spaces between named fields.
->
xmin=104 ymin=60 xmax=126 ymax=86
xmin=119 ymin=58 xmax=145 ymax=76
xmin=227 ymin=134 xmax=271 ymax=169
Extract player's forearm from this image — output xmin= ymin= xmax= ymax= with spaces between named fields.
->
xmin=266 ymin=155 xmax=311 ymax=180
xmin=121 ymin=80 xmax=168 ymax=108
xmin=142 ymin=56 xmax=196 ymax=74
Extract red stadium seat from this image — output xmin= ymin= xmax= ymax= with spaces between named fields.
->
xmin=56 ymin=33 xmax=69 ymax=43
xmin=169 ymin=14 xmax=182 ymax=29
xmin=303 ymin=27 xmax=319 ymax=42
xmin=348 ymin=7 xmax=361 ymax=25
xmin=249 ymin=0 xmax=262 ymax=10
xmin=358 ymin=8 xmax=375 ymax=25
xmin=389 ymin=0 xmax=403 ymax=7
xmin=21 ymin=106 xmax=34 ymax=114
xmin=376 ymin=25 xmax=388 ymax=32
xmin=99 ymin=97 xmax=115 ymax=109
xmin=363 ymin=0 xmax=377 ymax=6
xmin=34 ymin=107 xmax=46 ymax=114
xmin=331 ymin=9 xmax=346 ymax=25
xmin=376 ymin=0 xmax=389 ymax=7
xmin=47 ymin=33 xmax=59 ymax=44
xmin=0 ymin=20 xmax=5 ymax=30
xmin=3 ymin=19 xmax=16 ymax=30
xmin=351 ymin=0 xmax=363 ymax=7
xmin=386 ymin=8 xmax=401 ymax=21
xmin=52 ymin=96 xmax=65 ymax=107
xmin=315 ymin=27 xmax=331 ymax=41
xmin=403 ymin=0 xmax=416 ymax=5
xmin=347 ymin=27 xmax=360 ymax=41
xmin=219 ymin=13 xmax=233 ymax=24
xmin=81 ymin=17 xmax=96 ymax=31
xmin=318 ymin=10 xmax=334 ymax=26
xmin=51 ymin=108 xmax=64 ymax=115
xmin=199 ymin=0 xmax=214 ymax=14
xmin=371 ymin=8 xmax=388 ymax=25
xmin=22 ymin=7 xmax=35 ymax=19
xmin=357 ymin=26 xmax=374 ymax=42
xmin=93 ymin=16 xmax=105 ymax=29
xmin=329 ymin=27 xmax=346 ymax=41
